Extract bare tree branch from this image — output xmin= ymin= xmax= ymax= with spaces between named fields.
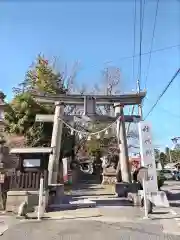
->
xmin=66 ymin=61 xmax=81 ymax=93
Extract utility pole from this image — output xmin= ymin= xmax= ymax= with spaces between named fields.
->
xmin=137 ymin=79 xmax=143 ymax=119
xmin=166 ymin=145 xmax=172 ymax=163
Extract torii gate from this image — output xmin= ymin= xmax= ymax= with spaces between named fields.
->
xmin=34 ymin=92 xmax=146 ymax=185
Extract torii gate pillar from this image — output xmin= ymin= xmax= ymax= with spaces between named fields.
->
xmin=48 ymin=102 xmax=64 ymax=185
xmin=115 ymin=104 xmax=131 ymax=183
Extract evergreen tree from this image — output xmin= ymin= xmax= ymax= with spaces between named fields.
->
xmin=13 ymin=55 xmax=66 ymax=95
xmin=5 ymin=54 xmax=67 ymax=147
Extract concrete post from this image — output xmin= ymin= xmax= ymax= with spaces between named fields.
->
xmin=48 ymin=102 xmax=64 ymax=185
xmin=37 ymin=177 xmax=44 ymax=220
xmin=137 ymin=79 xmax=143 ymax=120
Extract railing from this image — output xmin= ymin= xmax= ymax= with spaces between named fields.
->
xmin=7 ymin=171 xmax=48 ymax=191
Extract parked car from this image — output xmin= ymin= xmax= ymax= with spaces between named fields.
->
xmin=161 ymin=169 xmax=173 ymax=180
xmin=171 ymin=170 xmax=180 ymax=181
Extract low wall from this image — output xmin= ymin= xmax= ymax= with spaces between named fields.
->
xmin=48 ymin=184 xmax=64 ymax=205
xmin=6 ymin=190 xmax=48 ymax=213
xmin=115 ymin=182 xmax=141 ymax=198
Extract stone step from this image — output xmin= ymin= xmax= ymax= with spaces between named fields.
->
xmin=48 ymin=199 xmax=96 ymax=211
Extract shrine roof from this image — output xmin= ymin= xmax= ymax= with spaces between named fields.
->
xmin=10 ymin=147 xmax=52 ymax=154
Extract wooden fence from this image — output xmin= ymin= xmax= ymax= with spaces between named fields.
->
xmin=6 ymin=171 xmax=48 ymax=191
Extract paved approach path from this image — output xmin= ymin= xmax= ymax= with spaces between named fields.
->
xmin=1 ymin=219 xmax=180 ymax=240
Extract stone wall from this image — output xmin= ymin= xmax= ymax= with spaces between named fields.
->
xmin=6 ymin=190 xmax=48 ymax=213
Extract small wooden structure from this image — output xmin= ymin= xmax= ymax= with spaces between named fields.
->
xmin=8 ymin=147 xmax=52 ymax=191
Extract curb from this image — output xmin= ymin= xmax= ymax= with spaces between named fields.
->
xmin=20 ymin=214 xmax=102 ymax=223
xmin=0 ymin=225 xmax=8 ymax=236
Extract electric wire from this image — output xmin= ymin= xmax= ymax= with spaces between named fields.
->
xmin=127 ymin=0 xmax=145 ymax=135
xmin=137 ymin=0 xmax=145 ymax=86
xmin=132 ymin=0 xmax=137 ymax=83
xmin=136 ymin=0 xmax=146 ymax=120
xmin=116 ymin=44 xmax=180 ymax=62
xmin=144 ymin=0 xmax=160 ymax=89
xmin=127 ymin=0 xmax=137 ymax=135
xmin=144 ymin=68 xmax=180 ymax=119
xmin=144 ymin=96 xmax=180 ymax=118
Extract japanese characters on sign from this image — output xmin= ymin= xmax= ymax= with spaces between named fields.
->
xmin=138 ymin=122 xmax=158 ymax=193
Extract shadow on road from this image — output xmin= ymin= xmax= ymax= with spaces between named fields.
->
xmin=164 ymin=190 xmax=180 ymax=207
xmin=151 ymin=211 xmax=169 ymax=215
xmin=94 ymin=199 xmax=132 ymax=207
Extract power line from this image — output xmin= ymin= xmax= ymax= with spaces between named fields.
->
xmin=127 ymin=0 xmax=146 ymax=135
xmin=145 ymin=96 xmax=180 ymax=118
xmin=129 ymin=0 xmax=137 ymax=135
xmin=140 ymin=0 xmax=146 ymax=35
xmin=137 ymin=0 xmax=146 ymax=86
xmin=117 ymin=44 xmax=180 ymax=62
xmin=132 ymin=0 xmax=137 ymax=83
xmin=144 ymin=68 xmax=180 ymax=119
xmin=99 ymin=44 xmax=180 ymax=69
xmin=137 ymin=0 xmax=146 ymax=119
xmin=144 ymin=0 xmax=160 ymax=89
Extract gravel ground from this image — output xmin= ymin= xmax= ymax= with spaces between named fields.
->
xmin=1 ymin=219 xmax=180 ymax=240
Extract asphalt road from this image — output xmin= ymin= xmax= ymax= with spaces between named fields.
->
xmin=162 ymin=180 xmax=180 ymax=212
xmin=1 ymin=219 xmax=180 ymax=240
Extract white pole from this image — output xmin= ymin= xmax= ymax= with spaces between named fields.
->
xmin=37 ymin=177 xmax=44 ymax=221
xmin=166 ymin=145 xmax=172 ymax=163
xmin=62 ymin=157 xmax=68 ymax=183
xmin=169 ymin=149 xmax=172 ymax=163
xmin=142 ymin=178 xmax=149 ymax=219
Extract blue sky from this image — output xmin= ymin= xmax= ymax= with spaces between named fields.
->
xmin=0 ymin=0 xmax=180 ymax=148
